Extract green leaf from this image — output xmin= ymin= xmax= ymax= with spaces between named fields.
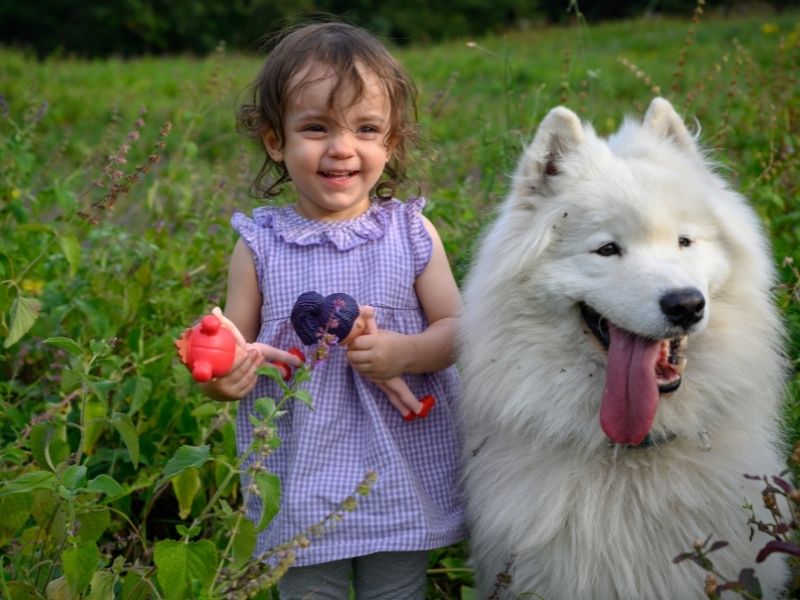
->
xmin=76 ymin=508 xmax=110 ymax=543
xmin=110 ymin=412 xmax=140 ymax=468
xmin=153 ymin=539 xmax=218 ymax=600
xmin=60 ymin=368 xmax=83 ymax=394
xmin=176 ymin=523 xmax=201 ymax=538
xmin=0 ymin=492 xmax=33 ymax=546
xmin=0 ymin=446 xmax=26 ymax=465
xmin=230 ymin=515 xmax=256 ymax=567
xmin=121 ymin=569 xmax=149 ymax=600
xmin=62 ymin=541 xmax=100 ymax=595
xmin=293 ymin=389 xmax=314 ymax=409
xmin=85 ymin=570 xmax=116 ymax=600
xmin=30 ymin=422 xmax=58 ymax=471
xmin=0 ymin=471 xmax=56 ymax=498
xmin=58 ymin=234 xmax=81 ymax=278
xmin=157 ymin=445 xmax=210 ymax=488
xmin=254 ymin=397 xmax=276 ymax=419
xmin=44 ymin=336 xmax=84 ymax=358
xmin=30 ymin=489 xmax=58 ymax=525
xmin=171 ymin=467 xmax=201 ymax=520
xmin=190 ymin=402 xmax=219 ymax=418
xmin=61 ymin=465 xmax=87 ymax=490
xmin=85 ymin=474 xmax=125 ymax=498
xmin=44 ymin=576 xmax=73 ymax=600
xmin=252 ymin=472 xmax=281 ymax=532
xmin=4 ymin=295 xmax=41 ymax=348
xmin=5 ymin=581 xmax=45 ymax=599
xmin=127 ymin=376 xmax=153 ymax=416
xmin=82 ymin=400 xmax=107 ymax=456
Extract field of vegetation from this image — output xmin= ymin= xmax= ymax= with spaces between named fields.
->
xmin=1 ymin=6 xmax=799 ymax=599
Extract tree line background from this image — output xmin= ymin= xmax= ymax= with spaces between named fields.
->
xmin=1 ymin=0 xmax=798 ymax=57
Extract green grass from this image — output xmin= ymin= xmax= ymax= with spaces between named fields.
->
xmin=1 ymin=9 xmax=799 ymax=599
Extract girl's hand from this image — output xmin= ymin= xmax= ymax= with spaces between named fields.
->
xmin=201 ymin=348 xmax=264 ymax=401
xmin=249 ymin=343 xmax=303 ymax=366
xmin=346 ymin=330 xmax=409 ymax=381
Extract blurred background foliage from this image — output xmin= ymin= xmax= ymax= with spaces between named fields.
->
xmin=0 ymin=0 xmax=798 ymax=57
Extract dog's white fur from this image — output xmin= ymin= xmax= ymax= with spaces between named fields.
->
xmin=459 ymin=98 xmax=788 ymax=599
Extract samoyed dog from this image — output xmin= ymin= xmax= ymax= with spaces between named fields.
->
xmin=459 ymin=98 xmax=788 ymax=599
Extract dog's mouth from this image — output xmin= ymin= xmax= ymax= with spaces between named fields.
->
xmin=580 ymin=303 xmax=688 ymax=445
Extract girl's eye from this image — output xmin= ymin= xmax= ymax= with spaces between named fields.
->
xmin=302 ymin=125 xmax=326 ymax=133
xmin=357 ymin=125 xmax=380 ymax=135
xmin=594 ymin=242 xmax=621 ymax=257
xmin=678 ymin=236 xmax=693 ymax=248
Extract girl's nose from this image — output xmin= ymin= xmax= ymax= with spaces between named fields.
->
xmin=327 ymin=130 xmax=355 ymax=158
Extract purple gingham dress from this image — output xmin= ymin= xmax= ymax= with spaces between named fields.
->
xmin=231 ymin=197 xmax=466 ymax=566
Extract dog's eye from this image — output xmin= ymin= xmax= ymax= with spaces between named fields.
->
xmin=678 ymin=236 xmax=693 ymax=248
xmin=594 ymin=242 xmax=621 ymax=257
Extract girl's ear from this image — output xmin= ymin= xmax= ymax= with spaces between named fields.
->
xmin=262 ymin=130 xmax=283 ymax=162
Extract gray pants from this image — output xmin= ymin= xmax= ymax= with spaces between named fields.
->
xmin=277 ymin=550 xmax=429 ymax=599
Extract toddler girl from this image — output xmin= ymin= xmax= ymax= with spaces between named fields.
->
xmin=204 ymin=21 xmax=465 ymax=599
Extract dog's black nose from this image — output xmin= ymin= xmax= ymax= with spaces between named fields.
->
xmin=660 ymin=288 xmax=705 ymax=328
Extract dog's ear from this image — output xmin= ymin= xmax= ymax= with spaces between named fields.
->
xmin=642 ymin=97 xmax=698 ymax=154
xmin=515 ymin=107 xmax=585 ymax=197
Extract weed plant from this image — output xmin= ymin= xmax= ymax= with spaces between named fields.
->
xmin=1 ymin=7 xmax=799 ymax=599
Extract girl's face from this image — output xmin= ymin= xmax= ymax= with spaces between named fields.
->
xmin=264 ymin=64 xmax=392 ymax=221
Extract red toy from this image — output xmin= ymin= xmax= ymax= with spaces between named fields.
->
xmin=176 ymin=307 xmax=304 ymax=383
xmin=270 ymin=347 xmax=307 ymax=381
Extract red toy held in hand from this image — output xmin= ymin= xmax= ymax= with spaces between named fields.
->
xmin=176 ymin=307 xmax=304 ymax=383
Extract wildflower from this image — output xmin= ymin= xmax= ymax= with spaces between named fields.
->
xmin=704 ymin=574 xmax=718 ymax=597
xmin=21 ymin=279 xmax=44 ymax=295
xmin=249 ymin=460 xmax=266 ymax=473
xmin=761 ymin=23 xmax=778 ymax=35
xmin=357 ymin=471 xmax=378 ymax=496
xmin=253 ymin=425 xmax=271 ymax=440
xmin=31 ymin=100 xmax=49 ymax=125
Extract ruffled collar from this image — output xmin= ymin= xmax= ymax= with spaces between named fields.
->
xmin=252 ymin=199 xmax=395 ymax=250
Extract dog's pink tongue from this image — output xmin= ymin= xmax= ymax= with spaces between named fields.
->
xmin=600 ymin=324 xmax=661 ymax=445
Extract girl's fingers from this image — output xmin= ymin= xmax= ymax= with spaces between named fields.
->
xmin=346 ymin=349 xmax=373 ymax=370
xmin=345 ymin=335 xmax=374 ymax=352
xmin=249 ymin=343 xmax=303 ymax=366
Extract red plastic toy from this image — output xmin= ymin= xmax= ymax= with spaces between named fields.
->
xmin=176 ymin=307 xmax=304 ymax=383
xmin=175 ymin=313 xmax=239 ymax=383
xmin=270 ymin=347 xmax=307 ymax=381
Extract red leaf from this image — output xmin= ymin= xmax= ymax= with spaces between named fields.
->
xmin=771 ymin=476 xmax=793 ymax=494
xmin=756 ymin=540 xmax=800 ymax=563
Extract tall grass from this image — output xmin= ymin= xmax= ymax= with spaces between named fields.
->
xmin=1 ymin=9 xmax=798 ymax=599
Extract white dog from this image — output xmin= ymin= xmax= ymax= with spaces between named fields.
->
xmin=459 ymin=98 xmax=788 ymax=599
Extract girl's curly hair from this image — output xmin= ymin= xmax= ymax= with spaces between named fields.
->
xmin=238 ymin=20 xmax=420 ymax=200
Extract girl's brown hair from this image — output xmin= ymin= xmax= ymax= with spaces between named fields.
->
xmin=238 ymin=21 xmax=420 ymax=199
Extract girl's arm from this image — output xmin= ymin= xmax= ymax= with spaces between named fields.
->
xmin=201 ymin=240 xmax=264 ymax=401
xmin=347 ymin=216 xmax=461 ymax=380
